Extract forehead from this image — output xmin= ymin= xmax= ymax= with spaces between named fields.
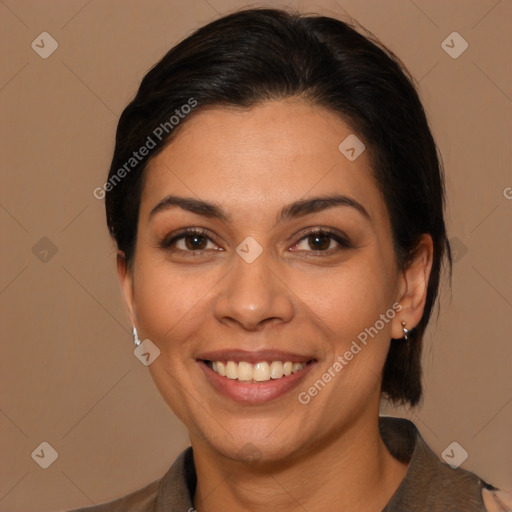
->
xmin=140 ymin=100 xmax=387 ymax=225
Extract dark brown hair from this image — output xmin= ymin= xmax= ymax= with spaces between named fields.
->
xmin=105 ymin=8 xmax=452 ymax=407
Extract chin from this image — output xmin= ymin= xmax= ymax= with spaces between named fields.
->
xmin=202 ymin=422 xmax=306 ymax=466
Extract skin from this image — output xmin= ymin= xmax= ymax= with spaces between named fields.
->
xmin=117 ymin=99 xmax=433 ymax=512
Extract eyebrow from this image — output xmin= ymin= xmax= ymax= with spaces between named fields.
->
xmin=148 ymin=194 xmax=371 ymax=224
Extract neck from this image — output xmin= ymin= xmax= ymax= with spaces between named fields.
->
xmin=191 ymin=411 xmax=409 ymax=512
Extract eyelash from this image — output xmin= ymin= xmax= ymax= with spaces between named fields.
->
xmin=159 ymin=227 xmax=352 ymax=255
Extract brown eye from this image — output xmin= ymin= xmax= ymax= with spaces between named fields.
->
xmin=307 ymin=233 xmax=332 ymax=251
xmin=183 ymin=234 xmax=208 ymax=250
xmin=159 ymin=228 xmax=220 ymax=253
xmin=291 ymin=228 xmax=351 ymax=254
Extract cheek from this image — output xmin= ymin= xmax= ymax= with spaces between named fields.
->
xmin=132 ymin=260 xmax=208 ymax=423
xmin=132 ymin=258 xmax=210 ymax=347
xmin=291 ymin=254 xmax=396 ymax=397
xmin=290 ymin=255 xmax=395 ymax=339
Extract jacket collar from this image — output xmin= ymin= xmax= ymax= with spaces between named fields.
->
xmin=154 ymin=416 xmax=485 ymax=511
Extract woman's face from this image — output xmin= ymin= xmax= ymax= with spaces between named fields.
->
xmin=119 ymin=99 xmax=421 ymax=463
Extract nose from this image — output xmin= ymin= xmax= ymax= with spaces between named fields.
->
xmin=213 ymin=250 xmax=295 ymax=331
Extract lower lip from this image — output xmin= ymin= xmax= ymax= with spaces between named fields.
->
xmin=198 ymin=360 xmax=316 ymax=404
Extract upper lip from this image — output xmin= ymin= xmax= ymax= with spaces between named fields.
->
xmin=196 ymin=349 xmax=315 ymax=364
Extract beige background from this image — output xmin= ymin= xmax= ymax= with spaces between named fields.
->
xmin=0 ymin=0 xmax=511 ymax=510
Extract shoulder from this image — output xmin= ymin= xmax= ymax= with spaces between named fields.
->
xmin=481 ymin=484 xmax=512 ymax=512
xmin=64 ymin=477 xmax=161 ymax=512
xmin=62 ymin=447 xmax=195 ymax=512
xmin=379 ymin=416 xmax=511 ymax=511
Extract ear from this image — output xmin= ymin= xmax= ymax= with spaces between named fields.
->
xmin=391 ymin=234 xmax=434 ymax=339
xmin=116 ymin=251 xmax=137 ymax=326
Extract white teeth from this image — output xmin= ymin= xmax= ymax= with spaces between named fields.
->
xmin=237 ymin=361 xmax=253 ymax=381
xmin=253 ymin=362 xmax=270 ymax=381
xmin=270 ymin=361 xmax=284 ymax=379
xmin=209 ymin=360 xmax=307 ymax=381
xmin=292 ymin=363 xmax=303 ymax=374
xmin=225 ymin=361 xmax=238 ymax=380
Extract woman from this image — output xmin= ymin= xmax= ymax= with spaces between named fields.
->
xmin=69 ymin=8 xmax=511 ymax=512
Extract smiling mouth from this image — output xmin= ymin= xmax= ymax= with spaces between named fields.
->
xmin=202 ymin=359 xmax=315 ymax=382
